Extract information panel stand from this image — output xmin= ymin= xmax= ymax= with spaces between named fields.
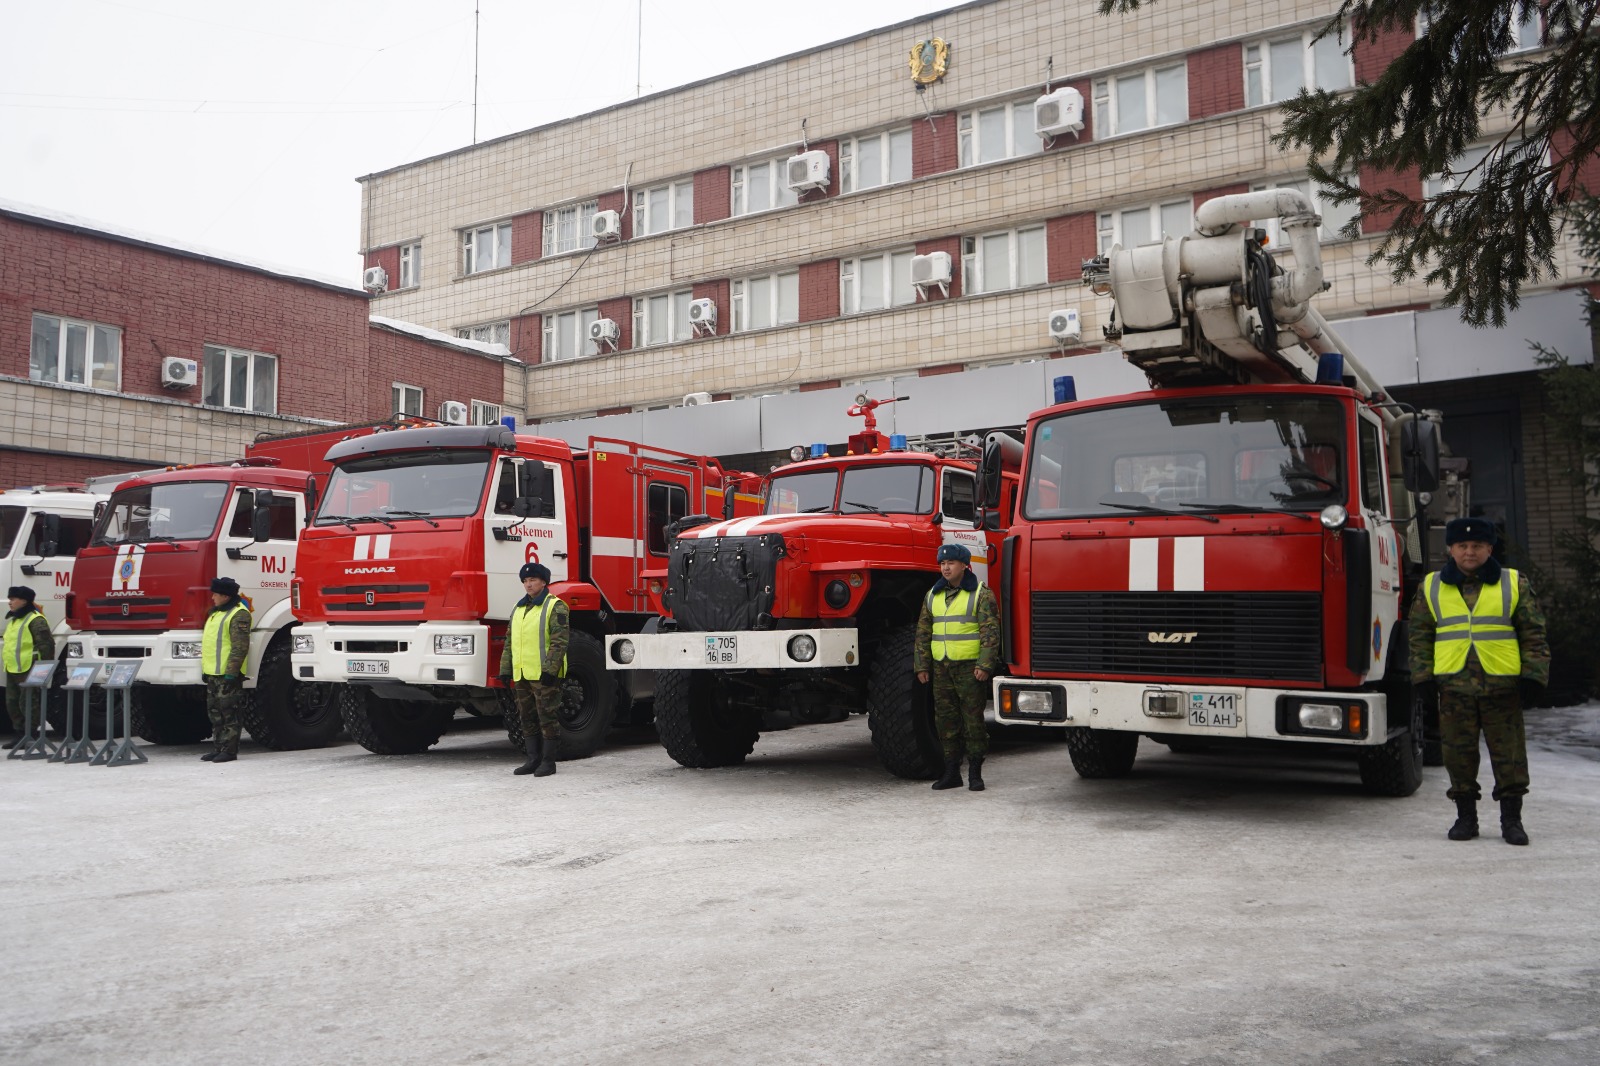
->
xmin=90 ymin=660 xmax=146 ymax=767
xmin=51 ymin=663 xmax=104 ymax=764
xmin=7 ymin=662 xmax=57 ymax=761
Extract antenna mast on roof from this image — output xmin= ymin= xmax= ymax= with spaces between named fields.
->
xmin=472 ymin=0 xmax=481 ymax=144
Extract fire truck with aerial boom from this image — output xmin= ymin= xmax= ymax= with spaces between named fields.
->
xmin=983 ymin=189 xmax=1442 ymax=796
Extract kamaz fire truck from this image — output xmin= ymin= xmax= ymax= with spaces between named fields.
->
xmin=605 ymin=398 xmax=1019 ymax=778
xmin=985 ymin=189 xmax=1443 ymax=796
xmin=1 ymin=486 xmax=109 ymax=634
xmin=61 ymin=424 xmax=383 ymax=747
xmin=289 ymin=424 xmax=758 ymax=758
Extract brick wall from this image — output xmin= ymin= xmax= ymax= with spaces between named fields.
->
xmin=913 ymin=112 xmax=959 ymax=179
xmin=1359 ymin=164 xmax=1422 ymax=233
xmin=1189 ymin=45 xmax=1244 ymax=119
xmin=368 ymin=326 xmax=503 ymax=422
xmin=363 ymin=246 xmax=401 ymax=292
xmin=914 ymin=237 xmax=962 ymax=301
xmin=598 ymin=296 xmax=633 ymax=351
xmin=511 ymin=210 xmax=542 ymax=265
xmin=1046 ymin=213 xmax=1097 ymax=284
xmin=1552 ymin=127 xmax=1600 ymax=197
xmin=0 ymin=449 xmax=149 ymax=488
xmin=694 ymin=166 xmax=731 ymax=224
xmin=798 ymin=260 xmax=840 ymax=322
xmin=512 ymin=313 xmax=542 ymax=364
xmin=1353 ymin=19 xmax=1413 ymax=83
xmin=692 ymin=280 xmax=731 ymax=337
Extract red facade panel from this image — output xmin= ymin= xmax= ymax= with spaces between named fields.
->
xmin=1353 ymin=20 xmax=1413 ymax=83
xmin=512 ymin=313 xmax=543 ymax=364
xmin=1046 ymin=214 xmax=1097 ymax=285
xmin=1193 ymin=184 xmax=1250 ymax=213
xmin=512 ymin=210 xmax=543 ymax=265
xmin=363 ymin=246 xmax=401 ymax=292
xmin=798 ymin=260 xmax=840 ymax=323
xmin=1189 ymin=45 xmax=1244 ymax=119
xmin=694 ymin=166 xmax=731 ymax=224
xmin=1359 ymin=164 xmax=1423 ymax=234
xmin=1552 ymin=127 xmax=1600 ymax=198
xmin=598 ymin=296 xmax=633 ymax=351
xmin=913 ymin=112 xmax=959 ymax=178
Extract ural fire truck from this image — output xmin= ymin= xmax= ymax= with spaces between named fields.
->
xmin=0 ymin=486 xmax=109 ymax=631
xmin=985 ymin=189 xmax=1441 ymax=796
xmin=62 ymin=424 xmax=383 ymax=747
xmin=606 ymin=398 xmax=1019 ymax=778
xmin=289 ymin=424 xmax=758 ymax=758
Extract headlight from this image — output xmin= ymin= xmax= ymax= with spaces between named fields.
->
xmin=433 ymin=634 xmax=475 ymax=655
xmin=1319 ymin=504 xmax=1348 ymax=529
xmin=1013 ymin=690 xmax=1054 ymax=715
xmin=292 ymin=633 xmax=315 ymax=654
xmin=172 ymin=641 xmax=202 ymax=659
xmin=787 ymin=634 xmax=818 ymax=662
xmin=611 ymin=639 xmax=636 ymax=665
xmin=67 ymin=641 xmax=84 ymax=659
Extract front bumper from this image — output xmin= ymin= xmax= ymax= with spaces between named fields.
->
xmin=290 ymin=622 xmax=489 ymax=687
xmin=65 ymin=629 xmax=207 ymax=686
xmin=991 ymin=677 xmax=1389 ymax=747
xmin=606 ymin=629 xmax=860 ymax=671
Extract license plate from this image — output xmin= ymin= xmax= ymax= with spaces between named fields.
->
xmin=347 ymin=659 xmax=390 ymax=675
xmin=1188 ymin=692 xmax=1240 ymax=728
xmin=704 ymin=636 xmax=738 ymax=665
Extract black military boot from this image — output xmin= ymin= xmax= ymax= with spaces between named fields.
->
xmin=931 ymin=757 xmax=963 ymax=790
xmin=201 ymin=734 xmax=220 ymax=761
xmin=967 ymin=756 xmax=985 ymax=792
xmin=533 ymin=734 xmax=558 ymax=777
xmin=513 ymin=733 xmax=542 ymax=776
xmin=212 ymin=751 xmax=237 ymax=763
xmin=1500 ymin=797 xmax=1529 ymax=846
xmin=1447 ymin=797 xmax=1478 ymax=840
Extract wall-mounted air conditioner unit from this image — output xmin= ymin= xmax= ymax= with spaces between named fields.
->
xmin=161 ymin=357 xmax=198 ymax=389
xmin=1035 ymin=86 xmax=1085 ymax=139
xmin=785 ymin=150 xmax=831 ymax=193
xmin=683 ymin=392 xmax=714 ymax=407
xmin=589 ymin=317 xmax=620 ymax=351
xmin=362 ymin=266 xmax=389 ymax=293
xmin=591 ymin=210 xmax=622 ymax=241
xmin=687 ymin=298 xmax=717 ymax=335
xmin=910 ymin=251 xmax=952 ymax=299
xmin=1048 ymin=308 xmax=1082 ymax=345
xmin=438 ymin=400 xmax=468 ymax=425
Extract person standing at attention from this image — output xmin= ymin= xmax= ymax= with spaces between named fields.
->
xmin=3 ymin=586 xmax=54 ymax=749
xmin=201 ymin=576 xmax=252 ymax=763
xmin=915 ymin=543 xmax=1001 ymax=792
xmin=498 ymin=562 xmax=570 ymax=777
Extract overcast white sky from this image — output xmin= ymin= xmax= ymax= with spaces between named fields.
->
xmin=3 ymin=0 xmax=949 ymax=283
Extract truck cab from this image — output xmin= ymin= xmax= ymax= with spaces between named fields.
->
xmin=0 ymin=487 xmax=103 ymax=632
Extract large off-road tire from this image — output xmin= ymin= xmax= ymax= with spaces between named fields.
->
xmin=1064 ymin=728 xmax=1140 ymax=778
xmin=555 ymin=632 xmax=621 ymax=760
xmin=655 ymin=669 xmax=759 ymax=768
xmin=866 ymin=624 xmax=942 ymax=779
xmin=1358 ymin=688 xmax=1425 ymax=797
xmin=132 ymin=687 xmax=213 ymax=745
xmin=239 ymin=636 xmax=343 ymax=750
xmin=339 ymin=686 xmax=452 ymax=754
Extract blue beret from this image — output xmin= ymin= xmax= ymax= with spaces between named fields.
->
xmin=1444 ymin=518 xmax=1498 ymax=546
xmin=519 ymin=563 xmax=551 ymax=582
xmin=935 ymin=543 xmax=971 ymax=564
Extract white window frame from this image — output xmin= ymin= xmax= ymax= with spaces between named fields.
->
xmin=1250 ymin=175 xmax=1361 ymax=243
xmin=731 ymin=156 xmax=800 ymax=217
xmin=631 ymin=288 xmax=695 ymax=347
xmin=455 ymin=321 xmax=510 ymax=347
xmin=462 ymin=222 xmax=512 ymax=275
xmin=1417 ymin=6 xmax=1542 ymax=53
xmin=470 ymin=400 xmax=502 ymax=426
xmin=961 ymin=226 xmax=1047 ymax=296
xmin=1097 ymin=200 xmax=1195 ymax=254
xmin=841 ymin=127 xmax=914 ymax=192
xmin=392 ymin=382 xmax=423 ymax=417
xmin=542 ymin=201 xmax=599 ymax=257
xmin=541 ymin=307 xmax=601 ymax=363
xmin=957 ymin=100 xmax=1041 ymax=168
xmin=840 ymin=249 xmax=916 ymax=314
xmin=731 ymin=271 xmax=800 ymax=332
xmin=1244 ymin=28 xmax=1353 ymax=108
xmin=398 ymin=242 xmax=422 ymax=288
xmin=633 ymin=180 xmax=694 ymax=236
xmin=1092 ymin=62 xmax=1188 ymax=137
xmin=1424 ymin=139 xmax=1541 ymax=200
xmin=203 ymin=344 xmax=278 ymax=414
xmin=29 ymin=312 xmax=121 ymax=391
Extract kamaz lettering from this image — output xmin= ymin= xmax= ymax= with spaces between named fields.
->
xmin=344 ymin=566 xmax=397 ymax=575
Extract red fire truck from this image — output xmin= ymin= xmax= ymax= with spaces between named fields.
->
xmin=986 ymin=189 xmax=1442 ymax=796
xmin=606 ymin=398 xmax=1019 ymax=778
xmin=289 ymin=424 xmax=757 ymax=757
xmin=61 ymin=423 xmax=384 ymax=747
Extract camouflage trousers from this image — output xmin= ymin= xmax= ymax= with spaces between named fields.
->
xmin=205 ymin=675 xmax=245 ymax=754
xmin=1439 ymin=688 xmax=1529 ymax=801
xmin=931 ymin=658 xmax=988 ymax=760
xmin=5 ymin=670 xmax=30 ymax=732
xmin=513 ymin=678 xmax=564 ymax=742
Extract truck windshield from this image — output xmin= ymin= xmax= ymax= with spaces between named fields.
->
xmin=0 ymin=505 xmax=23 ymax=556
xmin=95 ymin=482 xmax=231 ymax=545
xmin=765 ymin=464 xmax=935 ymax=515
xmin=1023 ymin=395 xmax=1347 ymax=519
xmin=317 ymin=451 xmax=491 ymax=524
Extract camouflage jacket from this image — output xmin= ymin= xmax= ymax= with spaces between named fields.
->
xmin=498 ymin=592 xmax=572 ymax=678
xmin=914 ymin=573 xmax=1001 ymax=674
xmin=1408 ymin=564 xmax=1549 ymax=694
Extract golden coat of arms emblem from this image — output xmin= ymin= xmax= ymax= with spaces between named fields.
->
xmin=908 ymin=38 xmax=950 ymax=86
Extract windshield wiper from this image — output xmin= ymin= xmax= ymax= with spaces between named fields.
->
xmin=351 ymin=513 xmax=397 ymax=528
xmin=1179 ymin=501 xmax=1314 ymax=522
xmin=841 ymin=500 xmax=883 ymax=514
xmin=142 ymin=533 xmax=184 ymax=543
xmin=381 ymin=509 xmax=439 ymax=527
xmin=800 ymin=505 xmax=838 ymax=514
xmin=316 ymin=514 xmax=360 ymax=528
xmin=1097 ymin=500 xmax=1219 ymax=524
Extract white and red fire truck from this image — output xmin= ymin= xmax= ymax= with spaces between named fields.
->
xmin=289 ymin=424 xmax=758 ymax=757
xmin=986 ymin=189 xmax=1443 ymax=796
xmin=606 ymin=398 xmax=1020 ymax=778
xmin=0 ymin=486 xmax=109 ymax=633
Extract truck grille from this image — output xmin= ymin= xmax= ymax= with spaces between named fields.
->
xmin=665 ymin=534 xmax=784 ymax=632
xmin=87 ymin=595 xmax=171 ymax=624
xmin=1030 ymin=591 xmax=1322 ymax=683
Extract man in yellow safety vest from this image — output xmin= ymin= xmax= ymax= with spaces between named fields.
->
xmin=1409 ymin=517 xmax=1549 ymax=845
xmin=497 ymin=562 xmax=570 ymax=777
xmin=914 ymin=543 xmax=1001 ymax=792
xmin=201 ymin=576 xmax=252 ymax=763
xmin=4 ymin=585 xmax=54 ymax=749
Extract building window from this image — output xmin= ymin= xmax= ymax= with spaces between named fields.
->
xmin=632 ymin=289 xmax=694 ymax=347
xmin=958 ymin=100 xmax=1041 ymax=167
xmin=471 ymin=400 xmax=502 ymax=426
xmin=203 ymin=344 xmax=277 ymax=413
xmin=1422 ymin=141 xmax=1541 ymax=200
xmin=29 ymin=313 xmax=120 ymax=391
xmin=1244 ymin=29 xmax=1352 ymax=107
xmin=840 ymin=250 xmax=916 ymax=313
xmin=542 ymin=307 xmax=601 ymax=362
xmin=842 ymin=128 xmax=913 ymax=192
xmin=731 ymin=272 xmax=800 ymax=331
xmin=542 ymin=201 xmax=599 ymax=257
xmin=1251 ymin=175 xmax=1361 ymax=243
xmin=462 ymin=222 xmax=512 ymax=275
xmin=633 ymin=180 xmax=694 ymax=236
xmin=398 ymin=243 xmax=422 ymax=288
xmin=392 ymin=382 xmax=422 ymax=416
xmin=456 ymin=321 xmax=511 ymax=347
xmin=1418 ymin=6 xmax=1541 ymax=53
xmin=962 ymin=226 xmax=1047 ymax=296
xmin=1098 ymin=200 xmax=1194 ymax=253
xmin=1093 ymin=63 xmax=1187 ymax=136
xmin=731 ymin=157 xmax=800 ymax=216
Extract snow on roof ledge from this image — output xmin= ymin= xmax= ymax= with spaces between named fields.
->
xmin=369 ymin=314 xmax=514 ymax=359
xmin=0 ymin=198 xmax=362 ymax=294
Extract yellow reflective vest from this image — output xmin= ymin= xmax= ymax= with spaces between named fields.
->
xmin=928 ymin=586 xmax=981 ymax=662
xmin=2 ymin=608 xmax=44 ymax=673
xmin=509 ymin=595 xmax=567 ymax=681
xmin=201 ymin=603 xmax=250 ymax=677
xmin=1424 ymin=569 xmax=1521 ymax=676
